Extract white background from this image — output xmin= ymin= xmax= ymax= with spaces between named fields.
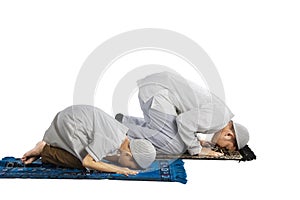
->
xmin=1 ymin=1 xmax=299 ymax=199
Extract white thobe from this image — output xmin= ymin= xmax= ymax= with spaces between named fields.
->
xmin=124 ymin=71 xmax=234 ymax=155
xmin=43 ymin=105 xmax=129 ymax=161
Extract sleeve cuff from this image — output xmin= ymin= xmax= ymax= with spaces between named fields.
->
xmin=85 ymin=146 xmax=101 ymax=162
xmin=188 ymin=146 xmax=202 ymax=156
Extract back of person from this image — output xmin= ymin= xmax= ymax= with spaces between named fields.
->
xmin=43 ymin=105 xmax=128 ymax=161
xmin=137 ymin=71 xmax=229 ymax=115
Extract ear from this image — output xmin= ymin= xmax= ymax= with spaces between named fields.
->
xmin=124 ymin=136 xmax=130 ymax=142
xmin=119 ymin=137 xmax=130 ymax=151
xmin=223 ymin=131 xmax=235 ymax=140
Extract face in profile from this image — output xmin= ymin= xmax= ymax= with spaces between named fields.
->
xmin=212 ymin=121 xmax=237 ymax=151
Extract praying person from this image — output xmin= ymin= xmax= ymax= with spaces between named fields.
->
xmin=21 ymin=105 xmax=156 ymax=176
xmin=116 ymin=71 xmax=250 ymax=157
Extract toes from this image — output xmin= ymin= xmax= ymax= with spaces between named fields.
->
xmin=23 ymin=156 xmax=38 ymax=165
xmin=24 ymin=159 xmax=33 ymax=165
xmin=21 ymin=157 xmax=26 ymax=163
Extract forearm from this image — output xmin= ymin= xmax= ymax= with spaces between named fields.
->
xmin=82 ymin=154 xmax=123 ymax=173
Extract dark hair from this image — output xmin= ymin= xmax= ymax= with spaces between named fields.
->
xmin=230 ymin=122 xmax=238 ymax=150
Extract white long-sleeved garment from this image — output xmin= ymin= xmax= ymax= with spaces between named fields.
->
xmin=43 ymin=105 xmax=129 ymax=162
xmin=134 ymin=71 xmax=234 ymax=155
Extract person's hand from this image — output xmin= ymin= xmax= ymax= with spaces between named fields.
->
xmin=116 ymin=167 xmax=139 ymax=176
xmin=198 ymin=147 xmax=224 ymax=157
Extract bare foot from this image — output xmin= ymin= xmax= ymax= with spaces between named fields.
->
xmin=21 ymin=141 xmax=46 ymax=164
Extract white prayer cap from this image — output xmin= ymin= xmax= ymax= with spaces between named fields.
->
xmin=130 ymin=139 xmax=156 ymax=169
xmin=233 ymin=122 xmax=250 ymax=149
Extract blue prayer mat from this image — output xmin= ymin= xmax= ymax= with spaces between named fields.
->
xmin=0 ymin=157 xmax=187 ymax=184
